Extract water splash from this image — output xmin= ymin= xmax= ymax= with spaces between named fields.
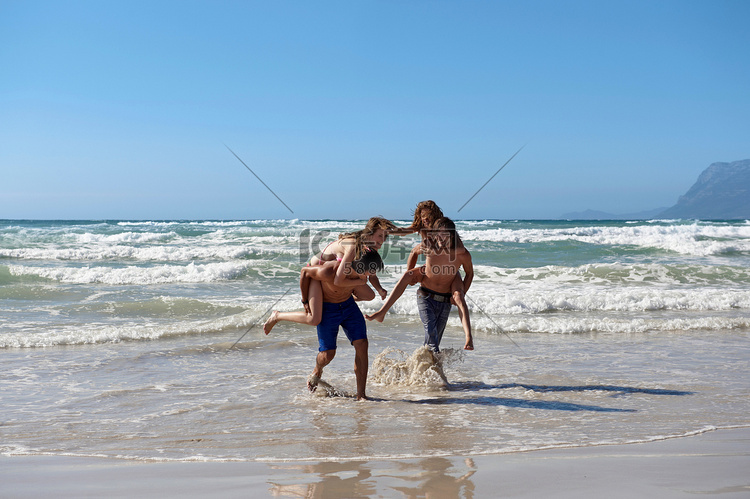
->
xmin=371 ymin=346 xmax=465 ymax=387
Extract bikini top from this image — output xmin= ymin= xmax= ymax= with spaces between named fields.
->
xmin=311 ymin=240 xmax=342 ymax=265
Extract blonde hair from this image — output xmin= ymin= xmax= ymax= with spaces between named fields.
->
xmin=339 ymin=217 xmax=397 ymax=259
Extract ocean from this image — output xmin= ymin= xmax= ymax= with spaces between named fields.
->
xmin=1 ymin=219 xmax=749 ymax=462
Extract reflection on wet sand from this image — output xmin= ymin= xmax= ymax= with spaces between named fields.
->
xmin=267 ymin=457 xmax=477 ymax=498
xmin=390 ymin=457 xmax=476 ymax=498
xmin=267 ymin=461 xmax=374 ymax=498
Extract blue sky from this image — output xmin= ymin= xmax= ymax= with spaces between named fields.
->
xmin=1 ymin=0 xmax=748 ymax=220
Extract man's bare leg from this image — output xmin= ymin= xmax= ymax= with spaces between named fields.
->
xmin=309 ymin=349 xmax=335 ymax=392
xmin=352 ymin=338 xmax=369 ymax=400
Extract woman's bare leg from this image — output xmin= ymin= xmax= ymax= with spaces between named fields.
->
xmin=450 ymin=274 xmax=473 ymax=350
xmin=352 ymin=284 xmax=376 ymax=302
xmin=366 ymin=267 xmax=423 ymax=322
xmin=264 ymin=280 xmax=323 ymax=334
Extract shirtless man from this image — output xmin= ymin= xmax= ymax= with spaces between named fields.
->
xmin=367 ymin=217 xmax=473 ymax=351
xmin=265 ymin=250 xmax=384 ymax=400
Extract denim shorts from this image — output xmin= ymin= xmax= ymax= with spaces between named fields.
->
xmin=417 ymin=291 xmax=452 ymax=352
xmin=316 ymin=296 xmax=368 ymax=352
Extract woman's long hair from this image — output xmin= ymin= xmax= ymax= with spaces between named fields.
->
xmin=339 ymin=217 xmax=396 ymax=259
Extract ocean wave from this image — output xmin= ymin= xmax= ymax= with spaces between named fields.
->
xmin=363 ymin=278 xmax=750 ymax=316
xmin=487 ymin=287 xmax=749 ymax=314
xmin=3 ymin=288 xmax=748 ymax=348
xmin=0 ymin=302 xmax=280 ymax=348
xmin=117 ymin=220 xmax=251 ymax=227
xmin=76 ymin=231 xmax=179 ymax=244
xmin=470 ymin=314 xmax=750 ymax=335
xmin=58 ymin=296 xmax=249 ymax=319
xmin=5 ymin=221 xmax=750 ymax=266
xmin=0 ymin=323 xmax=189 ymax=348
xmin=7 ymin=262 xmax=255 ymax=285
xmin=0 ymin=244 xmax=299 ymax=262
xmin=471 ymin=263 xmax=750 ymax=286
xmin=460 ymin=223 xmax=750 ymax=256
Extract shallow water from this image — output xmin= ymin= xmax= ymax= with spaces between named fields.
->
xmin=2 ymin=322 xmax=748 ymax=461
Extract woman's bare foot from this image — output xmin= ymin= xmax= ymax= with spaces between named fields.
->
xmin=464 ymin=337 xmax=474 ymax=350
xmin=263 ymin=310 xmax=279 ymax=335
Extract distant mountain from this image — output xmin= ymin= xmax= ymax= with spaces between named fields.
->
xmin=658 ymin=159 xmax=750 ymax=220
xmin=560 ymin=159 xmax=750 ymax=220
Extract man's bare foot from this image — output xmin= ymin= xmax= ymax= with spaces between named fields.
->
xmin=356 ymin=393 xmax=369 ymax=401
xmin=307 ymin=373 xmax=320 ymax=392
xmin=263 ymin=311 xmax=279 ymax=335
xmin=365 ymin=310 xmax=386 ymax=322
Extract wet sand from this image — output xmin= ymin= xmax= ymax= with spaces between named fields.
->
xmin=2 ymin=427 xmax=748 ymax=498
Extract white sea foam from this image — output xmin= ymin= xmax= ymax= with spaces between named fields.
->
xmin=366 ymin=291 xmax=750 ymax=334
xmin=6 ymin=304 xmax=746 ymax=347
xmin=469 ymin=314 xmax=750 ymax=335
xmin=0 ymin=231 xmax=302 ymax=261
xmin=0 ymin=308 xmax=268 ymax=348
xmin=75 ymin=231 xmax=178 ymax=244
xmin=472 ymin=262 xmax=750 ymax=286
xmin=7 ymin=262 xmax=254 ymax=285
xmin=442 ymin=285 xmax=745 ymax=314
xmin=0 ymin=290 xmax=311 ymax=347
xmin=0 ymin=244 xmax=295 ymax=261
xmin=460 ymin=223 xmax=750 ymax=256
xmin=117 ymin=221 xmax=251 ymax=227
xmin=370 ymin=263 xmax=750 ymax=318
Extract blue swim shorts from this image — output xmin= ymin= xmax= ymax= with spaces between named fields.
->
xmin=316 ymin=296 xmax=368 ymax=352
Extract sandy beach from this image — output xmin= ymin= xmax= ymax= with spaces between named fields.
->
xmin=2 ymin=426 xmax=748 ymax=498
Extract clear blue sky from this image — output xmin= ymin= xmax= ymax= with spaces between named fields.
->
xmin=2 ymin=0 xmax=748 ymax=220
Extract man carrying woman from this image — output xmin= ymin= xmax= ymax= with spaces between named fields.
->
xmin=264 ymin=217 xmax=394 ymax=400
